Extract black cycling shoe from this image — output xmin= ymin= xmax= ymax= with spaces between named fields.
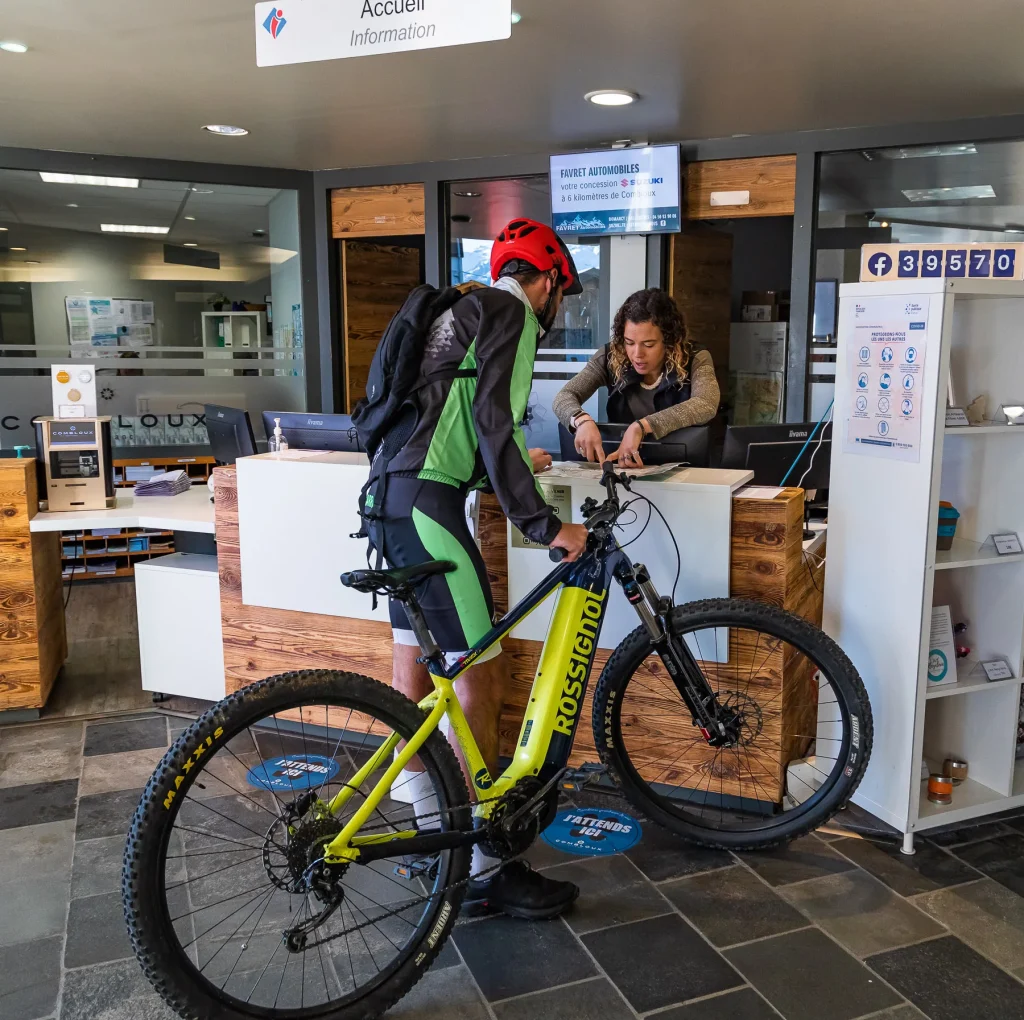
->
xmin=462 ymin=860 xmax=579 ymax=920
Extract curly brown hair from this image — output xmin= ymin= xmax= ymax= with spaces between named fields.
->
xmin=608 ymin=288 xmax=691 ymax=383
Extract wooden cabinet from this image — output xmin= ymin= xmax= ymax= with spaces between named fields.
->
xmin=331 ymin=184 xmax=425 ymax=238
xmin=0 ymin=459 xmax=66 ymax=712
xmin=685 ymin=155 xmax=797 ymax=220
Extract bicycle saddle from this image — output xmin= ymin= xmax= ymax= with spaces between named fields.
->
xmin=340 ymin=560 xmax=457 ymax=595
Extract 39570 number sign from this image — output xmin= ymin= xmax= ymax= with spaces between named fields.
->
xmin=860 ymin=243 xmax=1024 ymax=282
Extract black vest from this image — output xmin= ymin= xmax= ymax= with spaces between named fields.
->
xmin=604 ymin=344 xmax=692 ymax=424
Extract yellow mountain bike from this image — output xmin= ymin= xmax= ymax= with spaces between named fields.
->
xmin=123 ymin=465 xmax=871 ymax=1020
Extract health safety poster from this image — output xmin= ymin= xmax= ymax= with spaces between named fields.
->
xmin=844 ymin=296 xmax=928 ymax=463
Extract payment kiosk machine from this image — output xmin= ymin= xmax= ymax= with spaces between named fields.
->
xmin=33 ymin=416 xmax=116 ymax=511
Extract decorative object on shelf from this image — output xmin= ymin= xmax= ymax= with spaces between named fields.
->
xmin=1000 ymin=403 xmax=1024 ymax=426
xmin=945 ymin=406 xmax=970 ymax=427
xmin=991 ymin=532 xmax=1023 ymax=556
xmin=928 ymin=605 xmax=958 ymax=687
xmin=921 ymin=758 xmax=930 ymax=780
xmin=936 ymin=502 xmax=961 ymax=551
xmin=942 ymin=758 xmax=969 ymax=786
xmin=927 ymin=773 xmax=954 ymax=804
xmin=982 ymin=659 xmax=1015 ymax=682
xmin=953 ymin=621 xmax=970 ymax=659
xmin=966 ymin=395 xmax=988 ymax=425
xmin=100 ymin=386 xmax=115 ymax=401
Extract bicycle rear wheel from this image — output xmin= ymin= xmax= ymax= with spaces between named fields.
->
xmin=123 ymin=670 xmax=471 ymax=1020
xmin=592 ymin=599 xmax=872 ymax=850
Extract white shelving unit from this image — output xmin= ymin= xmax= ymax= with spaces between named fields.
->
xmin=824 ymin=278 xmax=1024 ymax=850
xmin=201 ymin=310 xmax=268 ymax=377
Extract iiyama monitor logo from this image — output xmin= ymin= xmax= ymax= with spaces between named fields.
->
xmin=789 ymin=430 xmax=809 ymax=439
xmin=306 ymin=419 xmax=324 ymax=426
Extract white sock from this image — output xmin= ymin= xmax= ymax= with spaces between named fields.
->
xmin=391 ymin=768 xmax=439 ymax=829
xmin=472 ymin=844 xmax=502 ymax=878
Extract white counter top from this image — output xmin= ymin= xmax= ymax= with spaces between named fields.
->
xmin=542 ymin=462 xmax=753 ymax=492
xmin=28 ymin=486 xmax=216 ymax=535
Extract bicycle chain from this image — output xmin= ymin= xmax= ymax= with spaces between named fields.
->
xmin=285 ymin=794 xmax=507 ymax=953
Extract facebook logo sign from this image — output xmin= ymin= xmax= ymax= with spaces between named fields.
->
xmin=867 ymin=252 xmax=893 ymax=277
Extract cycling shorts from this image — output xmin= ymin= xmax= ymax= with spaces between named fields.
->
xmin=381 ymin=475 xmax=501 ymax=661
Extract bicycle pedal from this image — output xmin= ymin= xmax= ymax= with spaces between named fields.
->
xmin=393 ymin=855 xmax=439 ymax=881
xmin=559 ymin=763 xmax=608 ymax=794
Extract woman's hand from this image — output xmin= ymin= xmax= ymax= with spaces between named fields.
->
xmin=529 ymin=448 xmax=553 ymax=474
xmin=608 ymin=421 xmax=646 ymax=468
xmin=574 ymin=420 xmax=606 ymax=463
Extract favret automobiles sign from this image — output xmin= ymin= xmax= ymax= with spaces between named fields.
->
xmin=254 ymin=0 xmax=512 ymax=66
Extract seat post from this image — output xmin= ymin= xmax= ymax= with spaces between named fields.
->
xmin=401 ymin=596 xmax=443 ymax=665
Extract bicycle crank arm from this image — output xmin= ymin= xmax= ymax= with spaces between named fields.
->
xmin=348 ymin=828 xmax=483 ymax=866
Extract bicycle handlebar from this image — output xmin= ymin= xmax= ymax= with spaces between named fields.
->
xmin=547 ymin=464 xmax=634 ymax=561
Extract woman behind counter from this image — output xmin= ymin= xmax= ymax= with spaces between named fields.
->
xmin=553 ymin=288 xmax=720 ymax=466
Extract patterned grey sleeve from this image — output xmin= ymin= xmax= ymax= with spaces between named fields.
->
xmin=552 ymin=351 xmax=610 ymax=431
xmin=645 ymin=350 xmax=721 ymax=439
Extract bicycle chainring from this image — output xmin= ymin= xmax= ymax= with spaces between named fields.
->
xmin=482 ymin=778 xmax=556 ymax=859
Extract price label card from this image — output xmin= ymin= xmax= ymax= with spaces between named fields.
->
xmin=982 ymin=660 xmax=1014 ymax=681
xmin=946 ymin=407 xmax=970 ymax=427
xmin=993 ymin=533 xmax=1023 ymax=555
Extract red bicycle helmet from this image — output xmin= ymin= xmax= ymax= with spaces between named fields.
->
xmin=490 ymin=218 xmax=583 ymax=295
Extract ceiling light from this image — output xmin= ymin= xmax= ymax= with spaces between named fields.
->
xmin=184 ymin=215 xmax=196 ymax=221
xmin=101 ymin=224 xmax=170 ymax=234
xmin=40 ymin=172 xmax=139 ymax=188
xmin=66 ymin=203 xmax=79 ymax=208
xmin=585 ymin=89 xmax=638 ymax=107
xmin=0 ymin=40 xmax=28 ymax=54
xmin=902 ymin=185 xmax=996 ymax=202
xmin=10 ymin=247 xmax=26 ymax=252
xmin=183 ymin=243 xmax=198 ymax=247
xmin=23 ymin=260 xmax=40 ymax=265
xmin=863 ymin=143 xmax=977 ymax=161
xmin=880 ymin=221 xmax=890 ymax=228
xmin=190 ymin=188 xmax=214 ymax=194
xmin=0 ymin=227 xmax=6 ymax=232
xmin=202 ymin=124 xmax=249 ymax=137
xmin=453 ymin=190 xmax=481 ymax=198
xmin=510 ymin=11 xmax=522 ymax=23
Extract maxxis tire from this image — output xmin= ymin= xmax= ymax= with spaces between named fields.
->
xmin=591 ymin=599 xmax=873 ymax=851
xmin=122 ymin=669 xmax=472 ymax=1020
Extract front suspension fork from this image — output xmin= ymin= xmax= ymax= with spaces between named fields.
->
xmin=620 ymin=562 xmax=730 ymax=746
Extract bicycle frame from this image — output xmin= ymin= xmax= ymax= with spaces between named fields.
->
xmin=321 ymin=531 xmax=633 ymax=866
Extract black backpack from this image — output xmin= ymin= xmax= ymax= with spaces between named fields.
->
xmin=351 ymin=283 xmax=464 ymax=575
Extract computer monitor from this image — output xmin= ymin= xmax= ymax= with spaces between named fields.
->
xmin=558 ymin=422 xmax=710 ymax=467
xmin=204 ymin=404 xmax=258 ymax=466
xmin=261 ymin=411 xmax=362 ymax=453
xmin=721 ymin=421 xmax=832 ymax=489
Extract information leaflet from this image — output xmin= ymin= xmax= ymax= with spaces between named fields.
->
xmin=844 ymin=296 xmax=928 ymax=463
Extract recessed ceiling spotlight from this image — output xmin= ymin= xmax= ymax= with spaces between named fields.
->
xmin=510 ymin=11 xmax=522 ymax=23
xmin=24 ymin=259 xmax=40 ymax=265
xmin=101 ymin=224 xmax=170 ymax=234
xmin=40 ymin=172 xmax=139 ymax=187
xmin=584 ymin=89 xmax=638 ymax=107
xmin=880 ymin=220 xmax=890 ymax=228
xmin=453 ymin=190 xmax=482 ymax=198
xmin=0 ymin=226 xmax=7 ymax=232
xmin=184 ymin=215 xmax=196 ymax=221
xmin=10 ymin=247 xmax=26 ymax=252
xmin=183 ymin=242 xmax=198 ymax=247
xmin=202 ymin=124 xmax=249 ymax=137
xmin=0 ymin=40 xmax=29 ymax=54
xmin=190 ymin=188 xmax=214 ymax=194
xmin=66 ymin=203 xmax=79 ymax=208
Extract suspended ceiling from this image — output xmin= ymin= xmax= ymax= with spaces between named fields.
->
xmin=3 ymin=1 xmax=1024 ymax=171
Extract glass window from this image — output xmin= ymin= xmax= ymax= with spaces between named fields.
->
xmin=0 ymin=169 xmax=304 ymax=452
xmin=447 ymin=176 xmax=604 ymax=453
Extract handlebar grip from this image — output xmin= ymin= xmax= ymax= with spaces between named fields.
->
xmin=549 ymin=547 xmax=568 ymax=563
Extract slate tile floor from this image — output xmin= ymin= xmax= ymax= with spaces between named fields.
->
xmin=4 ymin=714 xmax=1024 ymax=1019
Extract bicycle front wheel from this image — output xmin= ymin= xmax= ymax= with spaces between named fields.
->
xmin=592 ymin=599 xmax=872 ymax=850
xmin=123 ymin=670 xmax=472 ymax=1020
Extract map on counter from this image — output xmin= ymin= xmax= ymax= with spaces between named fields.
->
xmin=549 ymin=461 xmax=687 ymax=480
xmin=844 ymin=295 xmax=928 ymax=463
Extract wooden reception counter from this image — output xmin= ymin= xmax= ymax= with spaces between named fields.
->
xmin=215 ymin=455 xmax=824 ymax=768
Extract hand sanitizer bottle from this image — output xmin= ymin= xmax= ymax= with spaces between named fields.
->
xmin=267 ymin=417 xmax=289 ymax=454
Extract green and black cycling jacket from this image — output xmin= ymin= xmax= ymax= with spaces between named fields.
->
xmin=385 ymin=280 xmax=562 ymax=547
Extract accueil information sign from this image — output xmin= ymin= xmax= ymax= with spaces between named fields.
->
xmin=860 ymin=243 xmax=1024 ymax=282
xmin=254 ymin=0 xmax=511 ymax=66
xmin=550 ymin=146 xmax=682 ymax=237
xmin=844 ymin=295 xmax=928 ymax=463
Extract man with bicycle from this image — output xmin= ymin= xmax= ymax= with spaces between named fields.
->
xmin=378 ymin=218 xmax=590 ymax=918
